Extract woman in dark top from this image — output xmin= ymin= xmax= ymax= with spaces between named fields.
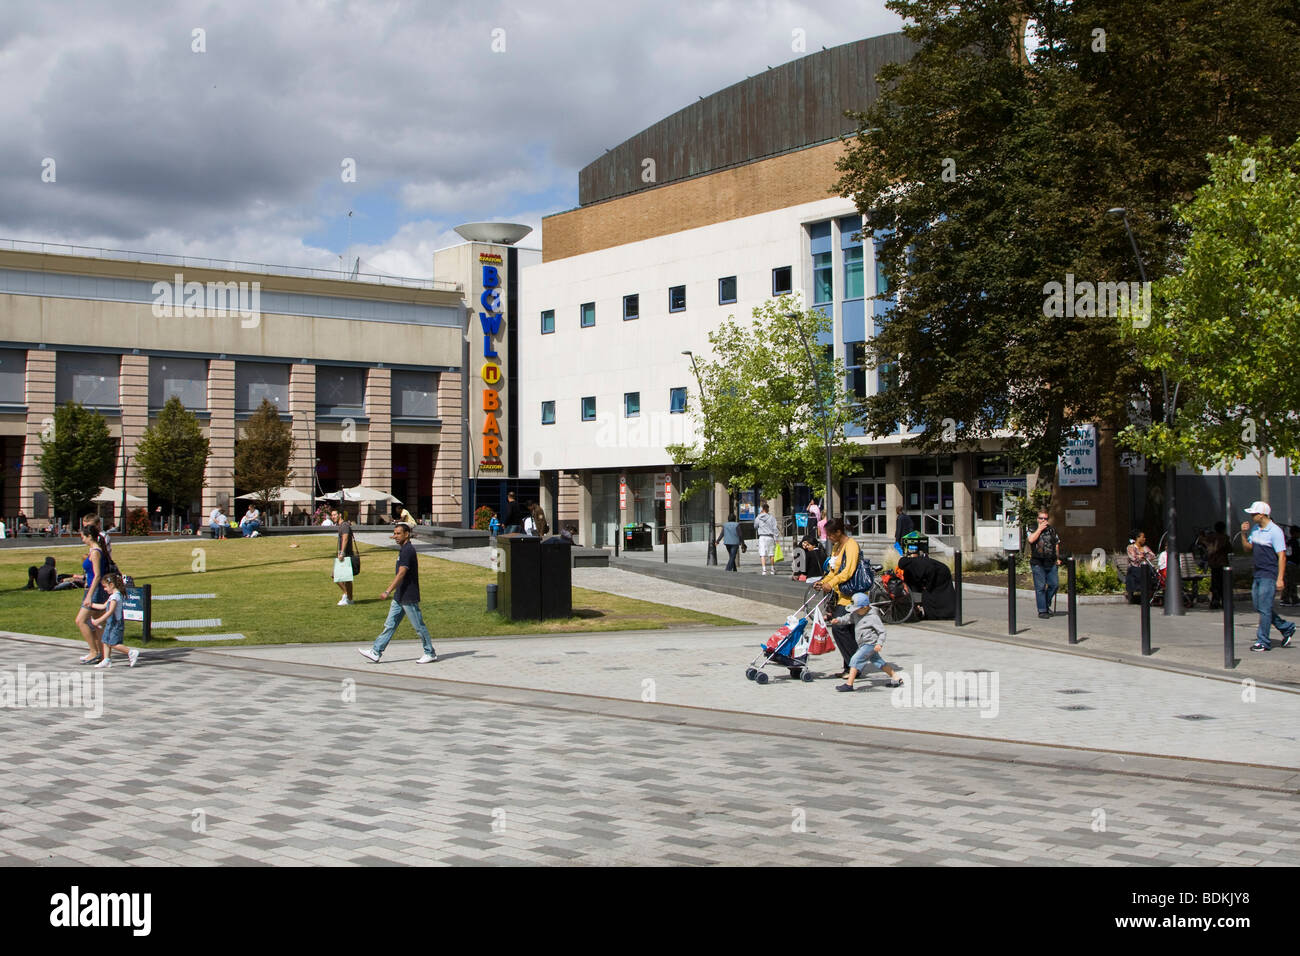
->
xmin=76 ymin=526 xmax=107 ymax=663
xmin=897 ymin=554 xmax=956 ymax=620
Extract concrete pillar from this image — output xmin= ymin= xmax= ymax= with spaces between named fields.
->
xmin=288 ymin=364 xmax=316 ymax=515
xmin=578 ymin=469 xmax=593 ymax=547
xmin=953 ymin=452 xmax=973 ymax=551
xmin=432 ymin=371 xmax=462 ymax=524
xmin=21 ymin=349 xmax=56 ymax=522
xmin=117 ymin=354 xmax=149 ymax=528
xmin=205 ymin=359 xmax=235 ymax=515
xmin=538 ymin=469 xmax=555 ymax=530
xmin=713 ymin=479 xmax=729 ymax=527
xmin=665 ymin=469 xmax=682 ymax=544
xmin=885 ymin=456 xmax=903 ymax=537
xmin=362 ymin=367 xmax=392 ymax=524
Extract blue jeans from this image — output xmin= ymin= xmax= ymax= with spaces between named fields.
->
xmin=1251 ymin=578 xmax=1295 ymax=648
xmin=724 ymin=544 xmax=739 ymax=571
xmin=1031 ymin=562 xmax=1058 ymax=614
xmin=372 ymin=601 xmax=434 ymax=657
xmin=849 ymin=643 xmax=889 ymax=673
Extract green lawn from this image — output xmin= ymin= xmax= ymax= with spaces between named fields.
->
xmin=0 ymin=536 xmax=737 ymax=647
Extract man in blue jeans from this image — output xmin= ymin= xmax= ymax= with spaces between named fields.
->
xmin=358 ymin=523 xmax=437 ymax=664
xmin=1026 ymin=507 xmax=1062 ymax=618
xmin=1240 ymin=501 xmax=1295 ymax=652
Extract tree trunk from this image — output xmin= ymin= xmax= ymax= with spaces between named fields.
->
xmin=1259 ymin=455 xmax=1269 ymax=504
xmin=1143 ymin=460 xmax=1166 ymax=544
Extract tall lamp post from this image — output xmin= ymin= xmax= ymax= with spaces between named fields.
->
xmin=682 ymin=350 xmax=718 ymax=565
xmin=1108 ymin=206 xmax=1182 ymax=616
xmin=788 ymin=312 xmax=835 ymax=518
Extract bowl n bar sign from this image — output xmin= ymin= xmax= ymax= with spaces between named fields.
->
xmin=479 ymin=252 xmax=505 ymax=473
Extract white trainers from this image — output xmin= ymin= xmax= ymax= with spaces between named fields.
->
xmin=358 ymin=648 xmax=380 ymax=663
xmin=416 ymin=653 xmax=438 ymax=664
xmin=128 ymin=647 xmax=140 ymax=668
xmin=93 ymin=657 xmax=110 ymax=669
xmin=337 ymin=596 xmax=351 ymax=606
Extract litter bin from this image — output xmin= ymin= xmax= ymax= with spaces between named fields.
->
xmin=623 ymin=522 xmax=653 ymax=552
xmin=901 ymin=531 xmax=929 ymax=556
xmin=539 ymin=536 xmax=573 ymax=619
xmin=497 ymin=535 xmax=542 ymax=620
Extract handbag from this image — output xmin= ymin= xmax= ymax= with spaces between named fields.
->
xmin=836 ymin=549 xmax=873 ymax=599
xmin=350 ymin=551 xmax=360 ymax=575
xmin=332 ymin=557 xmax=354 ymax=583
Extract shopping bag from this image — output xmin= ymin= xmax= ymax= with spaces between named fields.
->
xmin=332 ymin=556 xmax=355 ymax=583
xmin=774 ymin=542 xmax=784 ymax=564
xmin=807 ymin=608 xmax=838 ymax=656
xmin=764 ymin=623 xmax=793 ymax=652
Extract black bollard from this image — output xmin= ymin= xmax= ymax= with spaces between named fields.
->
xmin=1007 ymin=551 xmax=1017 ymax=635
xmin=142 ymin=582 xmax=152 ymax=645
xmin=1066 ymin=557 xmax=1078 ymax=644
xmin=1140 ymin=560 xmax=1152 ymax=655
xmin=663 ymin=530 xmax=668 ymax=564
xmin=486 ymin=583 xmax=498 ymax=612
xmin=1223 ymin=568 xmax=1235 ymax=669
xmin=954 ymin=550 xmax=963 ymax=627
xmin=614 ymin=528 xmax=619 ymax=558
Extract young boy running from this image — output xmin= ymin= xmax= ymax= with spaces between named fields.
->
xmin=832 ymin=592 xmax=903 ymax=692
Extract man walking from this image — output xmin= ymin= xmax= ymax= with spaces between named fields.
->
xmin=332 ymin=507 xmax=356 ymax=606
xmin=358 ymin=523 xmax=437 ymax=664
xmin=502 ymin=492 xmax=525 ymax=534
xmin=1240 ymin=502 xmax=1294 ymax=652
xmin=894 ymin=505 xmax=914 ymax=552
xmin=754 ymin=502 xmax=779 ymax=575
xmin=716 ymin=513 xmax=742 ymax=572
xmin=1026 ymin=507 xmax=1062 ymax=619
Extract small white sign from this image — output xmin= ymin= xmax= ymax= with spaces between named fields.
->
xmin=1065 ymin=509 xmax=1096 ymax=527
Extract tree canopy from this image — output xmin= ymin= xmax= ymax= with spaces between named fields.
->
xmin=135 ymin=396 xmax=210 ymax=523
xmin=234 ymin=398 xmax=295 ymax=510
xmin=39 ymin=401 xmax=115 ymax=524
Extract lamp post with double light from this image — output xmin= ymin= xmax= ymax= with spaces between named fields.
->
xmin=682 ymin=350 xmax=718 ymax=565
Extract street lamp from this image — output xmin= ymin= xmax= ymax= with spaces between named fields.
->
xmin=1108 ymin=206 xmax=1182 ymax=616
xmin=787 ymin=312 xmax=835 ymax=520
xmin=682 ymin=350 xmax=718 ymax=565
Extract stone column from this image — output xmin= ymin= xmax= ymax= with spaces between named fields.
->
xmin=885 ymin=455 xmax=903 ymax=537
xmin=205 ymin=360 xmax=235 ymax=515
xmin=953 ymin=452 xmax=974 ymax=552
xmin=538 ymin=469 xmax=555 ymax=531
xmin=119 ymin=354 xmax=149 ymax=526
xmin=361 ymin=367 xmax=392 ymax=524
xmin=21 ymin=349 xmax=56 ymax=522
xmin=577 ymin=469 xmax=593 ymax=547
xmin=288 ymin=364 xmax=316 ymax=518
xmin=432 ymin=370 xmax=463 ymax=525
xmin=665 ymin=470 xmax=682 ymax=546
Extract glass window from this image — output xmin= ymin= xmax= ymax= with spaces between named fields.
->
xmin=848 ymin=368 xmax=867 ymax=400
xmin=541 ymin=401 xmax=555 ymax=425
xmin=235 ymin=362 xmax=290 ymax=412
xmin=541 ymin=309 xmax=555 ymax=334
xmin=718 ymin=276 xmax=737 ymax=304
xmin=623 ymin=294 xmax=639 ymax=320
xmin=772 ymin=266 xmax=793 ymax=295
xmin=878 ymin=362 xmax=897 ymax=394
xmin=56 ymin=352 xmax=119 ymax=408
xmin=0 ymin=349 xmax=26 ymax=404
xmin=875 ymin=255 xmax=891 ymax=297
xmin=669 ymin=387 xmax=687 ymax=414
xmin=810 ymin=221 xmax=832 ymax=241
xmin=580 ymin=302 xmax=595 ymax=328
xmin=581 ymin=396 xmax=596 ymax=421
xmin=316 ymin=366 xmax=366 ymax=416
xmin=669 ymin=285 xmax=686 ymax=312
xmin=624 ymin=392 xmax=640 ymax=417
xmin=391 ymin=370 xmax=437 ymax=418
xmin=149 ymin=356 xmax=207 ymax=410
xmin=844 ymin=245 xmax=864 ymax=299
xmin=813 ymin=252 xmax=833 ymax=304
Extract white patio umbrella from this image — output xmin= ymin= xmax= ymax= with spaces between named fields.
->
xmin=91 ymin=486 xmax=146 ymax=505
xmin=317 ymin=485 xmax=401 ymax=504
xmin=237 ymin=487 xmax=314 ymax=503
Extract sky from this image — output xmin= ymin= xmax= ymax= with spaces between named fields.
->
xmin=2 ymin=0 xmax=905 ymax=280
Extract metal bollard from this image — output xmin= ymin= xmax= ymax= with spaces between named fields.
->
xmin=614 ymin=529 xmax=619 ymax=558
xmin=663 ymin=530 xmax=668 ymax=564
xmin=1066 ymin=557 xmax=1078 ymax=644
xmin=1222 ymin=568 xmax=1235 ymax=669
xmin=953 ymin=550 xmax=963 ymax=627
xmin=486 ymin=583 xmax=498 ymax=613
xmin=1007 ymin=551 xmax=1017 ymax=635
xmin=1140 ymin=561 xmax=1152 ymax=655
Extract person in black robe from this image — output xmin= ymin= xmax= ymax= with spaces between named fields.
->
xmin=897 ymin=554 xmax=956 ymax=620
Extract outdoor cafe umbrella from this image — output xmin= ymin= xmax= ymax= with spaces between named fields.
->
xmin=91 ymin=486 xmax=146 ymax=505
xmin=236 ymin=487 xmax=314 ymax=503
xmin=316 ymin=485 xmax=401 ymax=505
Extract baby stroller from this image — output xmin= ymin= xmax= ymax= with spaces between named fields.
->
xmin=744 ymin=591 xmax=838 ymax=684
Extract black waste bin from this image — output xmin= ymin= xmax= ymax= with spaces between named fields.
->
xmin=497 ymin=535 xmax=542 ymax=620
xmin=623 ymin=523 xmax=652 ymax=551
xmin=539 ymin=536 xmax=573 ymax=619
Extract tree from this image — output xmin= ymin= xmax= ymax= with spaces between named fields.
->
xmin=234 ymin=398 xmax=295 ymax=512
xmin=833 ymin=0 xmax=1300 ymax=511
xmin=39 ymin=401 xmax=115 ymax=525
xmin=134 ymin=396 xmax=210 ymax=526
xmin=1119 ymin=136 xmax=1300 ymax=497
xmin=666 ymin=295 xmax=860 ymax=504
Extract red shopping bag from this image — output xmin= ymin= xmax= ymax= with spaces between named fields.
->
xmin=764 ymin=623 xmax=793 ymax=652
xmin=807 ymin=608 xmax=838 ymax=656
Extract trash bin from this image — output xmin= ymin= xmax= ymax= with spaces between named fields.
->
xmin=901 ymin=531 xmax=929 ymax=556
xmin=539 ymin=536 xmax=573 ymax=619
xmin=497 ymin=535 xmax=541 ymax=620
xmin=623 ymin=522 xmax=652 ymax=552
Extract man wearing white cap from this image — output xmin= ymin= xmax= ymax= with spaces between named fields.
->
xmin=1240 ymin=501 xmax=1295 ymax=652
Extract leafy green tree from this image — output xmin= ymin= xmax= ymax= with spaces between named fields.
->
xmin=666 ymin=295 xmax=859 ymax=504
xmin=1119 ymin=136 xmax=1300 ymax=497
xmin=39 ymin=401 xmax=115 ymax=525
xmin=234 ymin=398 xmax=295 ymax=512
xmin=134 ymin=396 xmax=210 ymax=527
xmin=834 ymin=0 xmax=1300 ymax=515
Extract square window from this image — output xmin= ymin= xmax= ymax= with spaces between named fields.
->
xmin=580 ymin=302 xmax=595 ymax=327
xmin=718 ymin=276 xmax=737 ymax=304
xmin=624 ymin=392 xmax=640 ymax=417
xmin=772 ymin=266 xmax=793 ymax=295
xmin=669 ymin=285 xmax=686 ymax=312
xmin=581 ymin=396 xmax=596 ymax=421
xmin=541 ymin=401 xmax=555 ymax=425
xmin=541 ymin=309 xmax=555 ymax=334
xmin=670 ymin=387 xmax=687 ymax=414
xmin=623 ymin=294 xmax=639 ymax=320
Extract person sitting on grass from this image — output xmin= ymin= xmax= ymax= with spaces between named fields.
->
xmin=90 ymin=573 xmax=140 ymax=669
xmin=832 ymin=592 xmax=904 ymax=693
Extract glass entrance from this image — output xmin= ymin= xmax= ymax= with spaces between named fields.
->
xmin=903 ymin=455 xmax=955 ymax=537
xmin=843 ymin=459 xmax=887 ymax=535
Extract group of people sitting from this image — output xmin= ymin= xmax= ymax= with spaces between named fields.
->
xmin=208 ymin=506 xmax=263 ymax=538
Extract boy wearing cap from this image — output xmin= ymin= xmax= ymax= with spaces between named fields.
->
xmin=1240 ymin=501 xmax=1295 ymax=652
xmin=832 ymin=592 xmax=904 ymax=692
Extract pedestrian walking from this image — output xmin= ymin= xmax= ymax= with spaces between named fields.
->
xmin=893 ymin=505 xmax=914 ymax=551
xmin=831 ymin=592 xmax=903 ymax=692
xmin=716 ymin=513 xmax=742 ymax=572
xmin=358 ymin=523 xmax=437 ymax=663
xmin=754 ymin=502 xmax=779 ymax=575
xmin=75 ymin=526 xmax=107 ymax=664
xmin=1240 ymin=501 xmax=1295 ymax=651
xmin=90 ymin=573 xmax=140 ymax=669
xmin=331 ymin=507 xmax=357 ymax=606
xmin=1026 ymin=507 xmax=1062 ymax=618
xmin=813 ymin=518 xmax=863 ymax=677
xmin=503 ymin=492 xmax=525 ymax=534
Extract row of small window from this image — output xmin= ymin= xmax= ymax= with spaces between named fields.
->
xmin=540 ymin=268 xmax=795 ymax=333
xmin=541 ymin=388 xmax=689 ymax=424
